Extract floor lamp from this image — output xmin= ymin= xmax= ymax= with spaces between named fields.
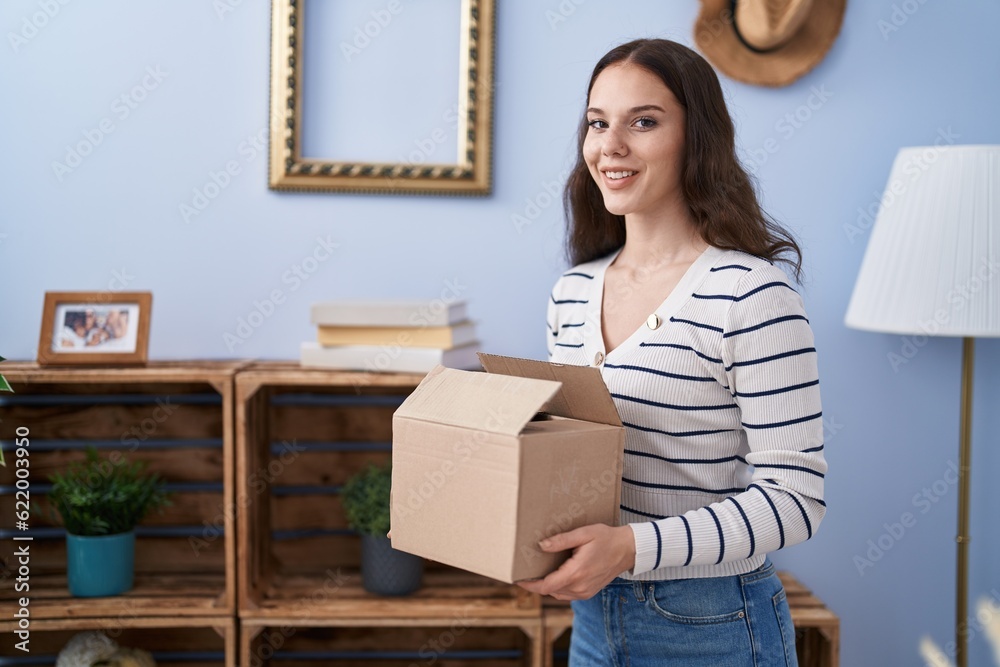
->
xmin=845 ymin=145 xmax=1000 ymax=667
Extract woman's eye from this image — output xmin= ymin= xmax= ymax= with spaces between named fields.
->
xmin=587 ymin=119 xmax=607 ymax=130
xmin=635 ymin=116 xmax=656 ymax=129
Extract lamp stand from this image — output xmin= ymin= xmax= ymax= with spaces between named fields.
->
xmin=956 ymin=336 xmax=974 ymax=667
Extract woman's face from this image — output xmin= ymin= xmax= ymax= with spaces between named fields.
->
xmin=583 ymin=62 xmax=687 ymax=219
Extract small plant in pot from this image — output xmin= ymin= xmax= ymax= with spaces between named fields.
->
xmin=341 ymin=461 xmax=422 ymax=596
xmin=46 ymin=447 xmax=170 ymax=597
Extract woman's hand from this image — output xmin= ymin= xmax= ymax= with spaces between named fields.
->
xmin=515 ymin=524 xmax=636 ymax=601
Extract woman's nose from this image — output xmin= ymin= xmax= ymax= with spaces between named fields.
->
xmin=601 ymin=127 xmax=628 ymax=157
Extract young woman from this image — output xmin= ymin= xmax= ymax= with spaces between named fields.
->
xmin=516 ymin=39 xmax=827 ymax=666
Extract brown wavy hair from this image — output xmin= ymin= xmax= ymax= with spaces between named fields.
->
xmin=564 ymin=38 xmax=804 ymax=283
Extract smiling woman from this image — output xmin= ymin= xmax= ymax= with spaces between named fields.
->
xmin=530 ymin=39 xmax=827 ymax=667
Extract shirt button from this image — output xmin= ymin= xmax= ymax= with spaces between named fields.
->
xmin=646 ymin=313 xmax=662 ymax=329
xmin=594 ymin=351 xmax=605 ymax=366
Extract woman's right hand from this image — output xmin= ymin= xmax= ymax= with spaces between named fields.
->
xmin=386 ymin=530 xmax=392 ymax=539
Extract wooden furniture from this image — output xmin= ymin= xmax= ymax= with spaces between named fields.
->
xmin=0 ymin=361 xmax=243 ymax=667
xmin=234 ymin=361 xmax=543 ymax=664
xmin=0 ymin=360 xmax=839 ymax=666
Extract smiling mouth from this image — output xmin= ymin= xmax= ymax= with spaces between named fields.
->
xmin=603 ymin=170 xmax=637 ymax=180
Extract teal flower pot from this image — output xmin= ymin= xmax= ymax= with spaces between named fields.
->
xmin=66 ymin=530 xmax=134 ymax=597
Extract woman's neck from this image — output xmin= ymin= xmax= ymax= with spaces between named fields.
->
xmin=615 ymin=202 xmax=707 ymax=270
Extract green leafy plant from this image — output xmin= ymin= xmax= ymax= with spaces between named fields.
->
xmin=0 ymin=355 xmax=11 ymax=393
xmin=341 ymin=461 xmax=391 ymax=537
xmin=0 ymin=355 xmax=11 ymax=467
xmin=47 ymin=447 xmax=171 ymax=536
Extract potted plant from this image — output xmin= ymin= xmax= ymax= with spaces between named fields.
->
xmin=46 ymin=447 xmax=170 ymax=597
xmin=341 ymin=461 xmax=422 ymax=596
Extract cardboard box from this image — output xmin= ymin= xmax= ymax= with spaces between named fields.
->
xmin=389 ymin=353 xmax=624 ymax=583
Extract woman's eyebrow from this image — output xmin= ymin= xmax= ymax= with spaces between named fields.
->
xmin=586 ymin=104 xmax=666 ymax=115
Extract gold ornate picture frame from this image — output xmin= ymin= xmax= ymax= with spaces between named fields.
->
xmin=268 ymin=0 xmax=496 ymax=195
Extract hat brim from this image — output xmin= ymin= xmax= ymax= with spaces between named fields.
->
xmin=694 ymin=0 xmax=846 ymax=87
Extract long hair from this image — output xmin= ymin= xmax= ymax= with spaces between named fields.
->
xmin=564 ymin=39 xmax=804 ymax=283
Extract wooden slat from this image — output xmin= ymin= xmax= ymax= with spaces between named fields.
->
xmin=266 ymin=450 xmax=391 ymax=486
xmin=235 ymin=361 xmax=424 ymax=392
xmin=0 ymin=360 xmax=247 ymax=383
xmin=270 ymin=494 xmax=349 ymax=531
xmin=0 ymin=572 xmax=228 ymax=620
xmin=3 ymin=447 xmax=224 ymax=483
xmin=269 ymin=405 xmax=397 ymax=442
xmin=240 ymin=568 xmax=537 ymax=621
xmin=6 ymin=491 xmax=225 ymax=529
xmin=0 ymin=403 xmax=222 ymax=441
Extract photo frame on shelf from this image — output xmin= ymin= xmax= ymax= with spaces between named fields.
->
xmin=37 ymin=291 xmax=152 ymax=366
xmin=267 ymin=0 xmax=496 ymax=195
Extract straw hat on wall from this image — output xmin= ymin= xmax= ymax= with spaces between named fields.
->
xmin=694 ymin=0 xmax=847 ymax=87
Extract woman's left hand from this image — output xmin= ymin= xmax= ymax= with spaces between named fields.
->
xmin=515 ymin=524 xmax=636 ymax=601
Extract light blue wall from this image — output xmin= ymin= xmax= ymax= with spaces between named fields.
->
xmin=3 ymin=1 xmax=1000 ymax=664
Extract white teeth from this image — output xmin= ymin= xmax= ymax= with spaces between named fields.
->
xmin=605 ymin=170 xmax=637 ymax=180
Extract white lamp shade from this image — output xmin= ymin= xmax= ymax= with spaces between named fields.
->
xmin=845 ymin=145 xmax=1000 ymax=337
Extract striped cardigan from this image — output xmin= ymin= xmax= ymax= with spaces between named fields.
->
xmin=546 ymin=244 xmax=827 ymax=580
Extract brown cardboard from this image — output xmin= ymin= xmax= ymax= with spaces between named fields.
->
xmin=390 ymin=353 xmax=625 ymax=584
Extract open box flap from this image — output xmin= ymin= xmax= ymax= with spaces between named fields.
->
xmin=477 ymin=353 xmax=622 ymax=427
xmin=393 ymin=365 xmax=562 ymax=436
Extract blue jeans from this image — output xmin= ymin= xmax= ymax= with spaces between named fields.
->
xmin=568 ymin=557 xmax=798 ymax=666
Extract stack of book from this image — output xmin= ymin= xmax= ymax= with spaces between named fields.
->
xmin=301 ymin=299 xmax=481 ymax=373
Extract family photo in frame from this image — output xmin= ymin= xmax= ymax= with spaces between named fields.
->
xmin=37 ymin=291 xmax=152 ymax=365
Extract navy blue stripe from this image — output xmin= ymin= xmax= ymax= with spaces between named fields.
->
xmin=679 ymin=515 xmax=693 ymax=566
xmin=651 ymin=522 xmax=663 ymax=570
xmin=623 ymin=420 xmax=739 ymax=438
xmin=625 ymin=449 xmax=741 ymax=465
xmin=743 ymin=411 xmax=823 ymax=430
xmin=560 ymin=322 xmax=585 ymax=328
xmin=816 ymin=499 xmax=826 ymax=507
xmin=639 ymin=342 xmax=722 ymax=364
xmin=801 ymin=443 xmax=825 ymax=453
xmin=755 ymin=463 xmax=825 ymax=478
xmin=554 ymin=342 xmax=584 ymax=348
xmin=604 ymin=362 xmax=716 ymax=383
xmin=724 ymin=314 xmax=809 ymax=337
xmin=562 ymin=271 xmax=594 ymax=279
xmin=749 ymin=484 xmax=785 ymax=549
xmin=733 ymin=379 xmax=819 ymax=398
xmin=621 ymin=503 xmax=667 ymax=520
xmin=551 ymin=296 xmax=589 ymax=304
xmin=622 ymin=477 xmax=744 ymax=495
xmin=711 ymin=263 xmax=752 ymax=272
xmin=726 ymin=496 xmax=755 ymax=557
xmin=787 ymin=492 xmax=813 ymax=539
xmin=693 ymin=281 xmax=793 ymax=301
xmin=669 ymin=316 xmax=723 ymax=333
xmin=706 ymin=506 xmax=725 ymax=564
xmin=611 ymin=392 xmax=737 ymax=411
xmin=726 ymin=347 xmax=816 ymax=371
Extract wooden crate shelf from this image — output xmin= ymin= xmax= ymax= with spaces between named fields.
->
xmin=0 ymin=614 xmax=236 ymax=667
xmin=240 ymin=616 xmax=543 ymax=667
xmin=539 ymin=571 xmax=839 ymax=667
xmin=235 ymin=362 xmax=538 ymax=621
xmin=779 ymin=570 xmax=841 ymax=667
xmin=0 ymin=361 xmax=244 ymax=620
